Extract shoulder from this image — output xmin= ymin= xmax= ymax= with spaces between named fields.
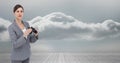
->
xmin=23 ymin=21 xmax=29 ymax=24
xmin=8 ymin=23 xmax=14 ymax=30
xmin=23 ymin=21 xmax=29 ymax=26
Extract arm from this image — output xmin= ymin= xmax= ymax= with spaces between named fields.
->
xmin=8 ymin=26 xmax=26 ymax=49
xmin=25 ymin=22 xmax=38 ymax=43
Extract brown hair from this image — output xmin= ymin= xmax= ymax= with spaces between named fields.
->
xmin=13 ymin=4 xmax=24 ymax=13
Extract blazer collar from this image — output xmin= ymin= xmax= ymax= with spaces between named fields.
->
xmin=13 ymin=20 xmax=27 ymax=28
xmin=13 ymin=20 xmax=27 ymax=34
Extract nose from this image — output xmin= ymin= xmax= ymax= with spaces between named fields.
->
xmin=18 ymin=11 xmax=23 ymax=14
xmin=18 ymin=12 xmax=23 ymax=17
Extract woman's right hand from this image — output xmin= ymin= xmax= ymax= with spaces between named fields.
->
xmin=23 ymin=29 xmax=32 ymax=37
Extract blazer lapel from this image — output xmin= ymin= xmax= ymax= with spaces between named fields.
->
xmin=13 ymin=20 xmax=28 ymax=35
xmin=14 ymin=21 xmax=23 ymax=34
xmin=22 ymin=21 xmax=29 ymax=28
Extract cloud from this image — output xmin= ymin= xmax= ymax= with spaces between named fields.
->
xmin=29 ymin=12 xmax=120 ymax=40
xmin=92 ymin=20 xmax=120 ymax=39
xmin=0 ymin=26 xmax=6 ymax=32
xmin=0 ymin=12 xmax=120 ymax=42
xmin=0 ymin=18 xmax=11 ymax=42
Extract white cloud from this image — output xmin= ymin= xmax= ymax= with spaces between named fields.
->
xmin=29 ymin=12 xmax=120 ymax=40
xmin=0 ymin=18 xmax=11 ymax=42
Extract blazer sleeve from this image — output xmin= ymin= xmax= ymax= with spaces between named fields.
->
xmin=8 ymin=26 xmax=26 ymax=49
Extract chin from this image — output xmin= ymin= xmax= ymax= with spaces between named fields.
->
xmin=17 ymin=17 xmax=22 ymax=20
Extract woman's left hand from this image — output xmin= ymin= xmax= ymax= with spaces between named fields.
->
xmin=34 ymin=33 xmax=38 ymax=36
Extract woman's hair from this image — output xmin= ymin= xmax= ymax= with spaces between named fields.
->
xmin=13 ymin=4 xmax=24 ymax=13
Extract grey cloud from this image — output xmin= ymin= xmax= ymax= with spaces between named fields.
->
xmin=93 ymin=20 xmax=120 ymax=39
xmin=0 ymin=26 xmax=6 ymax=32
xmin=39 ymin=25 xmax=92 ymax=40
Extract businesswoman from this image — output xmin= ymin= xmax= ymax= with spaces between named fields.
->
xmin=8 ymin=4 xmax=38 ymax=63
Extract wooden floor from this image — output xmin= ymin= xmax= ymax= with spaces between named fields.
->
xmin=30 ymin=52 xmax=120 ymax=63
xmin=0 ymin=52 xmax=120 ymax=63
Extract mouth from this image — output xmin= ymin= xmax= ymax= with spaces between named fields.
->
xmin=18 ymin=15 xmax=22 ymax=17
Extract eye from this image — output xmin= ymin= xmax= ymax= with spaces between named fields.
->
xmin=17 ymin=11 xmax=19 ymax=13
xmin=21 ymin=10 xmax=23 ymax=13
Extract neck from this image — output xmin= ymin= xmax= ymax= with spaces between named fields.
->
xmin=15 ymin=19 xmax=22 ymax=24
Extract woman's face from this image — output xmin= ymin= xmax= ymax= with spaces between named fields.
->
xmin=14 ymin=8 xmax=24 ymax=21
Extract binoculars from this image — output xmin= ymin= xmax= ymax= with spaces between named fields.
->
xmin=28 ymin=27 xmax=38 ymax=34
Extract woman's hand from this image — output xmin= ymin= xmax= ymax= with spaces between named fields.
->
xmin=23 ymin=29 xmax=32 ymax=37
xmin=34 ymin=32 xmax=39 ymax=36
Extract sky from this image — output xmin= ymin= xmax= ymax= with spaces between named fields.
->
xmin=0 ymin=0 xmax=120 ymax=52
xmin=0 ymin=0 xmax=120 ymax=22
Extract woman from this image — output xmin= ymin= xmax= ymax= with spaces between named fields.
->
xmin=8 ymin=4 xmax=38 ymax=63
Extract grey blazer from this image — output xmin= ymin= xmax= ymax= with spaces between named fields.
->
xmin=8 ymin=21 xmax=38 ymax=61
